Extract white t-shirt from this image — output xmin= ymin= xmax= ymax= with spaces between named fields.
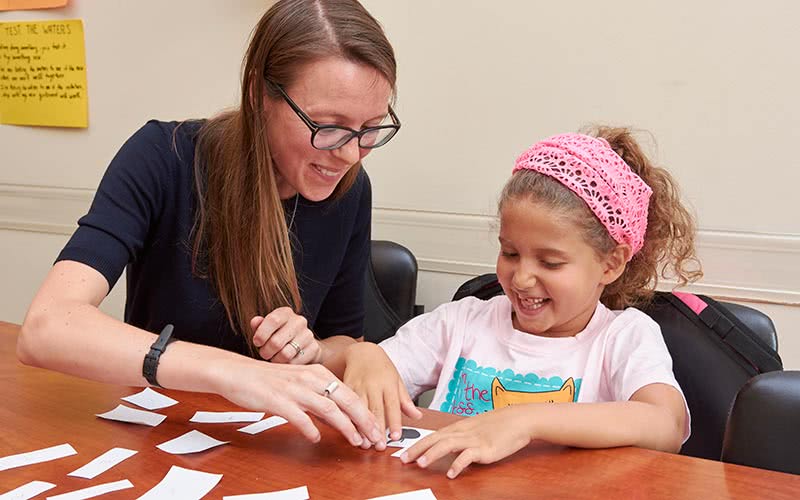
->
xmin=380 ymin=295 xmax=689 ymax=438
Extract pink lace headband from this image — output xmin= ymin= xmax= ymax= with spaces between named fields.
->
xmin=512 ymin=133 xmax=652 ymax=258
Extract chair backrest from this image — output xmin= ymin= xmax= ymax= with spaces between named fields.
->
xmin=720 ymin=302 xmax=778 ymax=352
xmin=722 ymin=371 xmax=800 ymax=475
xmin=363 ymin=240 xmax=420 ymax=344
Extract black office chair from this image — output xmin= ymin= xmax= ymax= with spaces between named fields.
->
xmin=363 ymin=240 xmax=422 ymax=344
xmin=721 ymin=371 xmax=800 ymax=475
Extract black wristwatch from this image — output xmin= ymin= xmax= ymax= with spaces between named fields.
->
xmin=142 ymin=324 xmax=176 ymax=388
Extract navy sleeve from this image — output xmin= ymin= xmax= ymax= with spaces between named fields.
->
xmin=313 ymin=171 xmax=372 ymax=338
xmin=56 ymin=121 xmax=173 ymax=289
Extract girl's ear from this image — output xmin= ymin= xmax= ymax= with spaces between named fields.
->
xmin=600 ymin=244 xmax=631 ymax=285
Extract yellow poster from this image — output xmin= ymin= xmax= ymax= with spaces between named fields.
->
xmin=0 ymin=1 xmax=68 ymax=11
xmin=0 ymin=19 xmax=88 ymax=127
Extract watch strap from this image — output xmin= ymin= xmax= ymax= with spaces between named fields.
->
xmin=143 ymin=324 xmax=175 ymax=388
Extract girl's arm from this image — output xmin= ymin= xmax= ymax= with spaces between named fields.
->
xmin=18 ymin=260 xmax=384 ymax=447
xmin=325 ymin=342 xmax=422 ymax=446
xmin=401 ymin=382 xmax=686 ymax=478
xmin=317 ymin=335 xmax=360 ymax=363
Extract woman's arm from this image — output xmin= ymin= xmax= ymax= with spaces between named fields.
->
xmin=401 ymin=383 xmax=686 ymax=478
xmin=18 ymin=260 xmax=383 ymax=446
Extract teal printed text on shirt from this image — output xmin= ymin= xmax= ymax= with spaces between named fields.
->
xmin=440 ymin=357 xmax=581 ymax=416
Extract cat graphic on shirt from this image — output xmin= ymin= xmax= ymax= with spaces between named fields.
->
xmin=491 ymin=377 xmax=576 ymax=408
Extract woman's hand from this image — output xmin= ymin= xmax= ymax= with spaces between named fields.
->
xmin=216 ymin=356 xmax=384 ymax=447
xmin=400 ymin=405 xmax=533 ymax=479
xmin=251 ymin=307 xmax=321 ymax=364
xmin=342 ymin=342 xmax=422 ymax=448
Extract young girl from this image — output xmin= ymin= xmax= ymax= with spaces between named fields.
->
xmin=329 ymin=127 xmax=702 ymax=476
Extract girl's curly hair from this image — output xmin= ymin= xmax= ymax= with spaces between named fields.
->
xmin=499 ymin=126 xmax=703 ymax=310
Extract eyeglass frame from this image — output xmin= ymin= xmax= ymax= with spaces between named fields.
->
xmin=267 ymin=80 xmax=401 ymax=151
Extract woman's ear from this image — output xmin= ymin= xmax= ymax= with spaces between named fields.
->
xmin=600 ymin=244 xmax=631 ymax=285
xmin=248 ymin=75 xmax=260 ymax=109
xmin=248 ymin=70 xmax=271 ymax=111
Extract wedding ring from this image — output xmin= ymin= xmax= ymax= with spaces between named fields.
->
xmin=289 ymin=340 xmax=304 ymax=357
xmin=323 ymin=381 xmax=339 ymax=397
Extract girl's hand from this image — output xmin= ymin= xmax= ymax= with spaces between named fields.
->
xmin=400 ymin=405 xmax=533 ymax=478
xmin=251 ymin=308 xmax=321 ymax=364
xmin=217 ymin=356 xmax=384 ymax=447
xmin=342 ymin=342 xmax=422 ymax=449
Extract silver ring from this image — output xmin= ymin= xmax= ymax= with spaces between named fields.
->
xmin=289 ymin=340 xmax=303 ymax=357
xmin=323 ymin=381 xmax=339 ymax=397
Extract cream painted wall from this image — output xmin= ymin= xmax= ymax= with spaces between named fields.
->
xmin=362 ymin=0 xmax=800 ymax=368
xmin=1 ymin=2 xmax=798 ymax=368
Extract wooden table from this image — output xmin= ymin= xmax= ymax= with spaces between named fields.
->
xmin=2 ymin=322 xmax=799 ymax=499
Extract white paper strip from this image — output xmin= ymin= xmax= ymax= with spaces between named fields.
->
xmin=122 ymin=388 xmax=178 ymax=410
xmin=136 ymin=465 xmax=222 ymax=500
xmin=223 ymin=485 xmax=309 ymax=500
xmin=46 ymin=480 xmax=133 ymax=500
xmin=0 ymin=444 xmax=77 ymax=472
xmin=367 ymin=489 xmax=437 ymax=500
xmin=386 ymin=427 xmax=434 ymax=449
xmin=190 ymin=411 xmax=265 ymax=423
xmin=156 ymin=430 xmax=228 ymax=455
xmin=68 ymin=447 xmax=138 ymax=479
xmin=237 ymin=416 xmax=288 ymax=435
xmin=0 ymin=481 xmax=56 ymax=500
xmin=96 ymin=404 xmax=166 ymax=427
xmin=388 ymin=427 xmax=436 ymax=458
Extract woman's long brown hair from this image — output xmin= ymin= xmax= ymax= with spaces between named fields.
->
xmin=191 ymin=0 xmax=396 ymax=355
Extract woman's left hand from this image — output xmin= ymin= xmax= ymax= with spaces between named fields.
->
xmin=400 ymin=405 xmax=534 ymax=479
xmin=251 ymin=307 xmax=321 ymax=364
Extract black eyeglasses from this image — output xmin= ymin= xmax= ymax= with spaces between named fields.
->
xmin=269 ymin=82 xmax=401 ymax=150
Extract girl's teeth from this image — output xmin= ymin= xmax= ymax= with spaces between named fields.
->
xmin=520 ymin=297 xmax=548 ymax=310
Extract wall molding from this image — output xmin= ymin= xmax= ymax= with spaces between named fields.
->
xmin=0 ymin=184 xmax=92 ymax=235
xmin=1 ymin=184 xmax=797 ymax=305
xmin=373 ymin=206 xmax=800 ymax=306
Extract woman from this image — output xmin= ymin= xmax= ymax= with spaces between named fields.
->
xmin=17 ymin=0 xmax=399 ymax=448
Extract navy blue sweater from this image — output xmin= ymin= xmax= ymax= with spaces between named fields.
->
xmin=57 ymin=120 xmax=371 ymax=355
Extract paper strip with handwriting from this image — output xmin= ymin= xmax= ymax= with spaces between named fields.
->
xmin=67 ymin=447 xmax=137 ymax=479
xmin=223 ymin=485 xmax=309 ymax=500
xmin=136 ymin=465 xmax=222 ymax=500
xmin=157 ymin=430 xmax=228 ymax=455
xmin=0 ymin=480 xmax=56 ymax=500
xmin=121 ymin=387 xmax=178 ymax=410
xmin=237 ymin=416 xmax=288 ymax=435
xmin=96 ymin=404 xmax=166 ymax=427
xmin=367 ymin=489 xmax=437 ymax=500
xmin=190 ymin=411 xmax=265 ymax=423
xmin=46 ymin=479 xmax=133 ymax=500
xmin=0 ymin=443 xmax=77 ymax=472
